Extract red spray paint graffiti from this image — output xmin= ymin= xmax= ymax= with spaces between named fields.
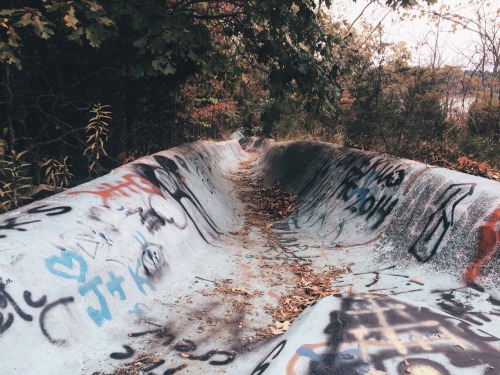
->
xmin=68 ymin=173 xmax=160 ymax=208
xmin=464 ymin=208 xmax=500 ymax=283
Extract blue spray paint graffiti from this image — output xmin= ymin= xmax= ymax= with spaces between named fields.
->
xmin=78 ymin=276 xmax=111 ymax=327
xmin=106 ymin=272 xmax=126 ymax=300
xmin=128 ymin=259 xmax=157 ymax=295
xmin=44 ymin=251 xmax=87 ymax=283
xmin=45 ymin=249 xmax=153 ymax=327
xmin=129 ymin=303 xmax=148 ymax=316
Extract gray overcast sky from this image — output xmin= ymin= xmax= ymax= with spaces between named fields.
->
xmin=331 ymin=0 xmax=496 ymax=68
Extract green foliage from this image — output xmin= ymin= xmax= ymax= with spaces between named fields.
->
xmin=458 ymin=135 xmax=499 ymax=169
xmin=247 ymin=1 xmax=341 ymax=112
xmin=467 ymin=97 xmax=500 ymax=138
xmin=0 ymin=150 xmax=32 ymax=213
xmin=0 ymin=0 xmax=499 ymax=216
xmin=0 ymin=0 xmax=353 ymax=186
xmin=178 ymin=76 xmax=238 ymax=139
xmin=0 ymin=2 xmax=115 ymax=67
xmin=0 ymin=1 xmax=345 ymax=109
xmin=84 ymin=104 xmax=111 ymax=176
xmin=259 ymin=95 xmax=337 ymax=141
xmin=340 ymin=59 xmax=449 ymax=156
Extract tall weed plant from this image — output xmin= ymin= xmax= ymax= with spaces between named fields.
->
xmin=0 ymin=150 xmax=32 ymax=212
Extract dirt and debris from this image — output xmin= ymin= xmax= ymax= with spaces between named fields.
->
xmin=96 ymin=354 xmax=165 ymax=375
xmin=251 ymin=183 xmax=297 ymax=221
xmin=414 ymin=144 xmax=500 ymax=182
xmin=235 ymin=151 xmax=298 ymax=233
xmin=265 ymin=263 xmax=344 ymax=334
xmin=409 ymin=277 xmax=424 ymax=286
xmin=106 ymin=148 xmax=344 ymax=373
xmin=213 ymin=278 xmax=264 ymax=309
xmin=230 ymin=152 xmax=346 ymax=339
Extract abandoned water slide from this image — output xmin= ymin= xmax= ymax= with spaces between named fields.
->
xmin=0 ymin=136 xmax=499 ymax=374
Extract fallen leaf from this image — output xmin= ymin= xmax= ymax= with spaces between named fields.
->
xmin=409 ymin=277 xmax=424 ymax=285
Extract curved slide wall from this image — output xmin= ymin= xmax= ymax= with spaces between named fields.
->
xmin=246 ymin=138 xmax=500 ymax=375
xmin=0 ymin=140 xmax=246 ymax=373
xmin=250 ymin=139 xmax=500 ymax=289
xmin=0 ymin=137 xmax=499 ymax=374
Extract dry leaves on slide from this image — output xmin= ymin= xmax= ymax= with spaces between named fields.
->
xmin=236 ymin=152 xmax=346 ymax=337
xmin=267 ymin=264 xmax=344 ymax=335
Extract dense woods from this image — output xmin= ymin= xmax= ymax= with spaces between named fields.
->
xmin=0 ymin=0 xmax=499 ymax=212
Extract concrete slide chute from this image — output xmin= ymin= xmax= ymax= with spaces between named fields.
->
xmin=0 ymin=137 xmax=499 ymax=374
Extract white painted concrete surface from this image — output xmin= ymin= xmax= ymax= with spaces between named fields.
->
xmin=0 ymin=137 xmax=499 ymax=374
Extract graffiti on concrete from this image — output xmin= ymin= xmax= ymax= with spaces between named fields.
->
xmin=353 ymin=265 xmax=415 ymax=289
xmin=44 ymin=249 xmax=155 ymax=327
xmin=0 ymin=204 xmax=72 ymax=239
xmin=28 ymin=150 xmax=225 ymax=331
xmin=69 ymin=157 xmax=220 ymax=245
xmin=409 ymin=183 xmax=476 ymax=262
xmin=61 ymin=221 xmax=123 ymax=264
xmin=297 ymin=151 xmax=406 ymax=238
xmin=132 ymin=154 xmax=220 ymax=243
xmin=260 ymin=232 xmax=318 ymax=263
xmin=109 ymin=326 xmax=236 ymax=373
xmin=0 ymin=277 xmax=75 ymax=344
xmin=285 ymin=294 xmax=500 ymax=374
xmin=433 ymin=287 xmax=500 ymax=326
xmin=1 ymin=138 xmax=500 ymax=374
xmin=67 ymin=173 xmax=159 ymax=208
xmin=330 ymin=156 xmax=404 ymax=228
xmin=177 ymin=150 xmax=217 ymax=194
xmin=250 ymin=339 xmax=287 ymax=375
xmin=134 ymin=231 xmax=165 ymax=277
xmin=464 ymin=208 xmax=500 ymax=283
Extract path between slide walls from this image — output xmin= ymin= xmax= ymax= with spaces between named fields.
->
xmin=0 ymin=136 xmax=499 ymax=374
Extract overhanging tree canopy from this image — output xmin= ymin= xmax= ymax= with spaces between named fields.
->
xmin=0 ymin=0 xmax=439 ymax=188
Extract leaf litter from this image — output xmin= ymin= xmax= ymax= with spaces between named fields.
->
xmin=235 ymin=150 xmax=345 ymax=337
